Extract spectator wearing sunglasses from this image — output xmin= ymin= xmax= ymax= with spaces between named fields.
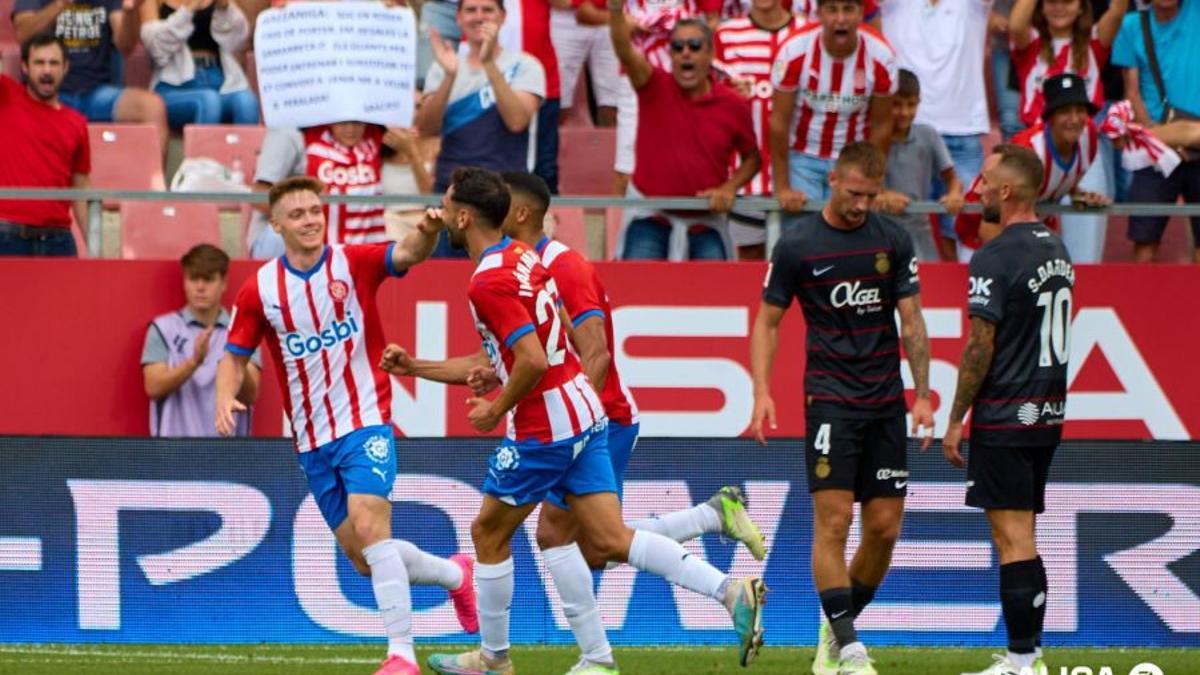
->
xmin=608 ymin=9 xmax=760 ymax=260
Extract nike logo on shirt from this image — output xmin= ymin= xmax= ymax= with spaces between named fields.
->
xmin=814 ymin=265 xmax=835 ymax=276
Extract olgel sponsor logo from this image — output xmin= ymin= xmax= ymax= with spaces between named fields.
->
xmin=830 ymin=281 xmax=882 ymax=310
xmin=284 ymin=317 xmax=360 ymax=357
xmin=875 ymin=468 xmax=909 ymax=480
xmin=316 ymin=162 xmax=378 ymax=187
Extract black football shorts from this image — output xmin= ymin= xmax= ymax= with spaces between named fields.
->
xmin=966 ymin=438 xmax=1057 ymax=513
xmin=804 ymin=414 xmax=908 ymax=502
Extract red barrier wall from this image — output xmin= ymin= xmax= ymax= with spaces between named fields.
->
xmin=1 ymin=259 xmax=1196 ymax=440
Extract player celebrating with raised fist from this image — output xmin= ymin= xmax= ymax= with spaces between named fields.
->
xmin=383 ymin=167 xmax=767 ymax=675
xmin=215 ymin=176 xmax=478 ymax=675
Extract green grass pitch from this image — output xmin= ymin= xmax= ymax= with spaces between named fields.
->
xmin=0 ymin=644 xmax=1194 ymax=674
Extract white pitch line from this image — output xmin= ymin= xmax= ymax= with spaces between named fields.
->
xmin=0 ymin=645 xmax=378 ymax=665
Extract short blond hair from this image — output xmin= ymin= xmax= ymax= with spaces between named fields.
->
xmin=268 ymin=176 xmax=325 ymax=213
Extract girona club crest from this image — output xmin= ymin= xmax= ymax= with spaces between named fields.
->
xmin=329 ymin=280 xmax=349 ymax=302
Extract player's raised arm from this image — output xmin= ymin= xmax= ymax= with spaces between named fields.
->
xmin=466 ymin=332 xmax=549 ymax=433
xmin=749 ymin=301 xmax=786 ymax=445
xmin=215 ymin=352 xmax=250 ymax=437
xmin=379 ymin=345 xmax=490 ymax=385
xmin=389 ymin=208 xmax=447 ymax=272
xmin=943 ymin=316 xmax=997 ymax=468
xmin=897 ymin=294 xmax=934 ymax=450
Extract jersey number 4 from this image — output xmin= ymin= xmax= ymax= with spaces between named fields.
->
xmin=1036 ymin=288 xmax=1072 ymax=368
xmin=535 ymin=280 xmax=566 ymax=367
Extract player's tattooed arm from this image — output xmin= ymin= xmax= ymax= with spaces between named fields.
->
xmin=897 ymin=295 xmax=931 ymax=400
xmin=949 ymin=317 xmax=997 ymax=423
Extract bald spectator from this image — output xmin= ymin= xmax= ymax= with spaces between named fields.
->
xmin=142 ymin=244 xmax=260 ymax=437
xmin=769 ymin=0 xmax=897 ymax=219
xmin=0 ymin=36 xmax=90 ymax=257
xmin=609 ymin=10 xmax=759 ymax=260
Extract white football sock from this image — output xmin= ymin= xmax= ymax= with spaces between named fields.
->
xmin=476 ymin=558 xmax=514 ymax=656
xmin=627 ymin=529 xmax=725 ymax=601
xmin=840 ymin=641 xmax=867 ymax=659
xmin=363 ymin=540 xmax=415 ymax=662
xmin=1008 ymin=651 xmax=1037 ymax=669
xmin=543 ymin=543 xmax=614 ymax=665
xmin=394 ymin=539 xmax=464 ymax=590
xmin=628 ymin=502 xmax=722 ymax=543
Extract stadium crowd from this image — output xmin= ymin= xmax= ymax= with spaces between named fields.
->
xmin=1 ymin=0 xmax=1199 ymax=262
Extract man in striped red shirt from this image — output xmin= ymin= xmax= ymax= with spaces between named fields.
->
xmin=715 ymin=0 xmax=806 ymax=258
xmin=768 ymin=0 xmax=897 ymax=217
xmin=391 ymin=167 xmax=766 ymax=675
xmin=215 ymin=176 xmax=478 ymax=675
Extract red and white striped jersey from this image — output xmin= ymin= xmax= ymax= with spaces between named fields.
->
xmin=303 ymin=126 xmax=388 ymax=245
xmin=227 ymin=244 xmax=402 ymax=452
xmin=720 ymin=0 xmax=877 ymax=22
xmin=1012 ymin=28 xmax=1108 ymax=128
xmin=626 ymin=0 xmax=719 ymax=71
xmin=954 ymin=119 xmax=1098 ymax=249
xmin=469 ymin=237 xmax=606 ymax=444
xmin=535 ymin=237 xmax=639 ymax=427
xmin=770 ymin=23 xmax=898 ymax=159
xmin=714 ymin=15 xmax=806 ymax=195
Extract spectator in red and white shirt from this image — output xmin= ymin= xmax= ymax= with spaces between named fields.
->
xmin=1010 ymin=0 xmax=1129 ymax=129
xmin=719 ymin=0 xmax=879 ymax=23
xmin=714 ymin=0 xmax=804 ymax=258
xmin=769 ymin=0 xmax=897 ymax=217
xmin=955 ymin=73 xmax=1110 ymax=255
xmin=609 ymin=7 xmax=759 ymax=259
xmin=0 ymin=35 xmax=90 ymax=257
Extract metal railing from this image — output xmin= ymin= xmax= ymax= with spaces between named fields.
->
xmin=3 ymin=188 xmax=1199 ymax=258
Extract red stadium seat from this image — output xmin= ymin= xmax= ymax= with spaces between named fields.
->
xmin=88 ymin=124 xmax=166 ymax=193
xmin=549 ymin=207 xmax=589 ymax=258
xmin=558 ymin=127 xmax=616 ymax=196
xmin=182 ymin=124 xmax=266 ymax=187
xmin=1 ymin=43 xmax=19 ymax=80
xmin=120 ymin=201 xmax=222 ymax=259
xmin=0 ymin=0 xmax=15 ymax=43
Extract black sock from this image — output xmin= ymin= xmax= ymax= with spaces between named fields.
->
xmin=1000 ymin=559 xmax=1041 ymax=655
xmin=1033 ymin=556 xmax=1048 ymax=649
xmin=850 ymin=579 xmax=878 ymax=618
xmin=819 ymin=587 xmax=858 ymax=647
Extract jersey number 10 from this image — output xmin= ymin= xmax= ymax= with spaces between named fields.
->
xmin=1036 ymin=288 xmax=1072 ymax=368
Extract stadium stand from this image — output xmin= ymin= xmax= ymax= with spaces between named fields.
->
xmin=88 ymin=124 xmax=166 ymax=193
xmin=558 ymin=127 xmax=616 ymax=196
xmin=119 ymin=201 xmax=221 ymax=259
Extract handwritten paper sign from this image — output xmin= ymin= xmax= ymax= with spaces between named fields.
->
xmin=254 ymin=2 xmax=417 ymax=128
